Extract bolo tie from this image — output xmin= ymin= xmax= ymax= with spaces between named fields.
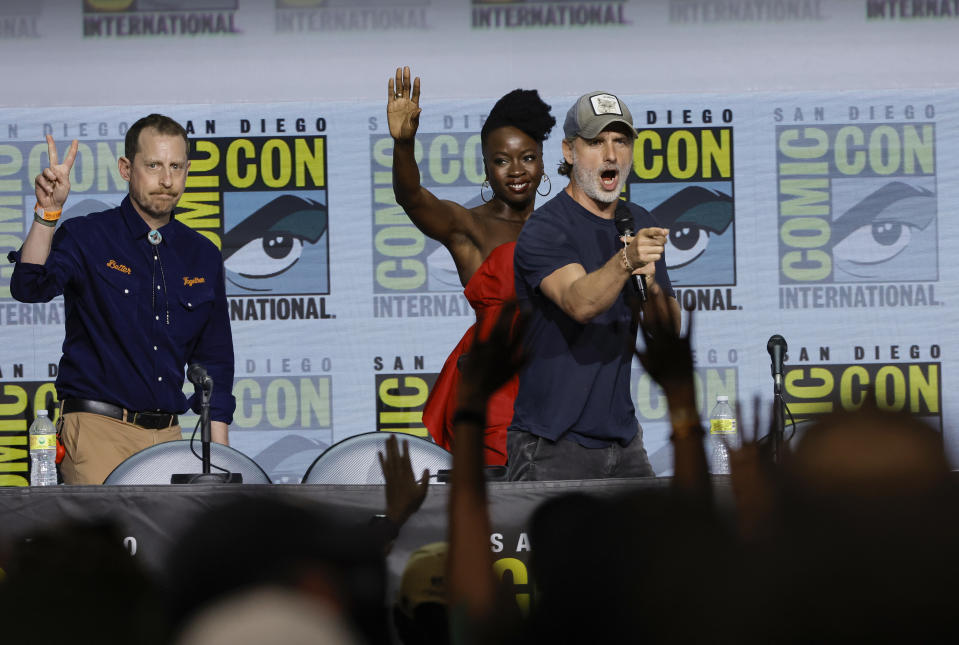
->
xmin=148 ymin=229 xmax=170 ymax=325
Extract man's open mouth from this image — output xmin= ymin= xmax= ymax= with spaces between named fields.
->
xmin=600 ymin=169 xmax=618 ymax=190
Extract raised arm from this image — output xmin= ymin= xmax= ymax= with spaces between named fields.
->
xmin=20 ymin=135 xmax=78 ymax=265
xmin=539 ymin=226 xmax=668 ymax=324
xmin=388 ymin=66 xmax=473 ymax=247
xmin=448 ymin=302 xmax=527 ymax=624
xmin=632 ymin=288 xmax=710 ymax=501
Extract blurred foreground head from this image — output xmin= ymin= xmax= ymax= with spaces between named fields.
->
xmin=787 ymin=402 xmax=950 ymax=506
xmin=0 ymin=521 xmax=161 ymax=645
xmin=165 ymin=494 xmax=387 ymax=643
xmin=774 ymin=403 xmax=959 ymax=642
xmin=176 ymin=586 xmax=360 ymax=645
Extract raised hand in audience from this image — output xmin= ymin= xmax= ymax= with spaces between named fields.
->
xmin=448 ymin=301 xmax=527 ymax=626
xmin=632 ymin=287 xmax=709 ymax=498
xmin=726 ymin=398 xmax=780 ymax=544
xmin=377 ymin=433 xmax=430 ymax=547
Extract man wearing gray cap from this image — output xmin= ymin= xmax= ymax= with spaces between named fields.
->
xmin=507 ymin=91 xmax=681 ymax=481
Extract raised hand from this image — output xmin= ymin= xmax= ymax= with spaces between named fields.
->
xmin=378 ymin=433 xmax=429 ymax=528
xmin=34 ymin=135 xmax=79 ymax=212
xmin=632 ymin=286 xmax=693 ymax=393
xmin=726 ymin=397 xmax=780 ymax=543
xmin=387 ymin=65 xmax=422 ymax=141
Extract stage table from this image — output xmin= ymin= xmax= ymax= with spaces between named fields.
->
xmin=0 ymin=477 xmax=733 ymax=587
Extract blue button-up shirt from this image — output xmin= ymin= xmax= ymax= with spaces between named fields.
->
xmin=9 ymin=196 xmax=236 ymax=423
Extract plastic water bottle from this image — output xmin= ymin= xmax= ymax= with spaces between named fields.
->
xmin=29 ymin=410 xmax=58 ymax=486
xmin=708 ymin=395 xmax=737 ymax=474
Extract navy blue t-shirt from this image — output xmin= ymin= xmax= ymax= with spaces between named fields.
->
xmin=511 ymin=190 xmax=674 ymax=447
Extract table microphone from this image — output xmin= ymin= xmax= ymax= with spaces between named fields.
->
xmin=187 ymin=363 xmax=213 ymax=392
xmin=767 ymin=334 xmax=787 ymax=391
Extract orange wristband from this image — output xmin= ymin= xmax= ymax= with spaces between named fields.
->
xmin=34 ymin=203 xmax=62 ymax=221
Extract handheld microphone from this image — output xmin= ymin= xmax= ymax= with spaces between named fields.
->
xmin=767 ymin=335 xmax=787 ymax=392
xmin=613 ymin=201 xmax=648 ymax=303
xmin=187 ymin=363 xmax=214 ymax=392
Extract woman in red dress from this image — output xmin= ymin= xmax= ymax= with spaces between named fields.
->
xmin=387 ymin=66 xmax=555 ymax=465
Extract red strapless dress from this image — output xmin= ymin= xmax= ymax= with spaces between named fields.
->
xmin=422 ymin=242 xmax=518 ymax=466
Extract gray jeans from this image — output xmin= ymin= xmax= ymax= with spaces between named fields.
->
xmin=506 ymin=424 xmax=655 ymax=481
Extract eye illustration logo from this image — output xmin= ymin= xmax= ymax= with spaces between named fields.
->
xmin=635 ymin=185 xmax=734 ymax=286
xmin=830 ymin=181 xmax=936 ymax=283
xmin=223 ymin=193 xmax=329 ymax=295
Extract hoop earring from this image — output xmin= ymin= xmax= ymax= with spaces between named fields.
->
xmin=480 ymin=179 xmax=493 ymax=203
xmin=537 ymin=173 xmax=552 ymax=196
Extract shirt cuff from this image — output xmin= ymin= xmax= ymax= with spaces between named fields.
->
xmin=9 ymin=259 xmax=55 ymax=303
xmin=190 ymin=391 xmax=236 ymax=425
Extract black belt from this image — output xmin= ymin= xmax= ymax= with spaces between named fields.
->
xmin=62 ymin=399 xmax=178 ymax=430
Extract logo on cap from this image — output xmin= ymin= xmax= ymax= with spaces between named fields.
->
xmin=590 ymin=94 xmax=623 ymax=116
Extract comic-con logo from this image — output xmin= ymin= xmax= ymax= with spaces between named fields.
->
xmin=783 ymin=357 xmax=941 ymax=430
xmin=370 ymin=132 xmax=478 ymax=318
xmin=231 ymin=375 xmax=332 ymax=432
xmin=471 ymin=0 xmax=629 ymax=29
xmin=373 ymin=355 xmax=437 ymax=437
xmin=626 ymin=117 xmax=737 ymax=311
xmin=0 ymin=380 xmax=58 ymax=487
xmin=83 ymin=0 xmax=240 ymax=37
xmin=183 ymin=135 xmax=332 ymax=321
xmin=776 ymin=120 xmax=938 ymax=309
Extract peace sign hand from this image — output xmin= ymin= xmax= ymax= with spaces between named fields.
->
xmin=387 ymin=65 xmax=422 ymax=142
xmin=34 ymin=135 xmax=78 ymax=212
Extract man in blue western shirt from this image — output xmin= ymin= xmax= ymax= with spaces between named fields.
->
xmin=509 ymin=92 xmax=682 ymax=481
xmin=10 ymin=114 xmax=235 ymax=484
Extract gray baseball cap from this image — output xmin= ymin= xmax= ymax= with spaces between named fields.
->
xmin=563 ymin=91 xmax=637 ymax=139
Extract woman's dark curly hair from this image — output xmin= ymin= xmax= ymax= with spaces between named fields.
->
xmin=480 ymin=89 xmax=556 ymax=147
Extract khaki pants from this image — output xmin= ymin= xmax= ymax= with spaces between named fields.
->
xmin=58 ymin=412 xmax=182 ymax=485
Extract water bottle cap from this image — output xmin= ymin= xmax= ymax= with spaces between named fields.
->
xmin=716 ymin=395 xmax=728 ymax=402
xmin=37 ymin=410 xmax=49 ymax=417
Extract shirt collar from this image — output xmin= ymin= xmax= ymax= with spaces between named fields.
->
xmin=121 ymin=195 xmax=179 ymax=244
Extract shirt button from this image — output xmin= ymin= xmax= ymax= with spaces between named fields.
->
xmin=157 ymin=285 xmax=161 ymax=291
xmin=158 ymin=376 xmax=163 ymax=382
xmin=187 ymin=303 xmax=192 ymax=308
xmin=153 ymin=346 xmax=158 ymax=351
xmin=124 ymin=288 xmax=129 ymax=294
xmin=155 ymin=315 xmax=160 ymax=320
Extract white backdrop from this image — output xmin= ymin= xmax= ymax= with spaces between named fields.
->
xmin=0 ymin=0 xmax=957 ymax=483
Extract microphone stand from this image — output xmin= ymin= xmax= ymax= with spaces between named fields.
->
xmin=767 ymin=335 xmax=788 ymax=466
xmin=772 ymin=373 xmax=786 ymax=466
xmin=199 ymin=380 xmax=212 ymax=475
xmin=172 ymin=374 xmax=242 ymax=484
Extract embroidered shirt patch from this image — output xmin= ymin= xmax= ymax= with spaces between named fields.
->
xmin=106 ymin=259 xmax=132 ymax=275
